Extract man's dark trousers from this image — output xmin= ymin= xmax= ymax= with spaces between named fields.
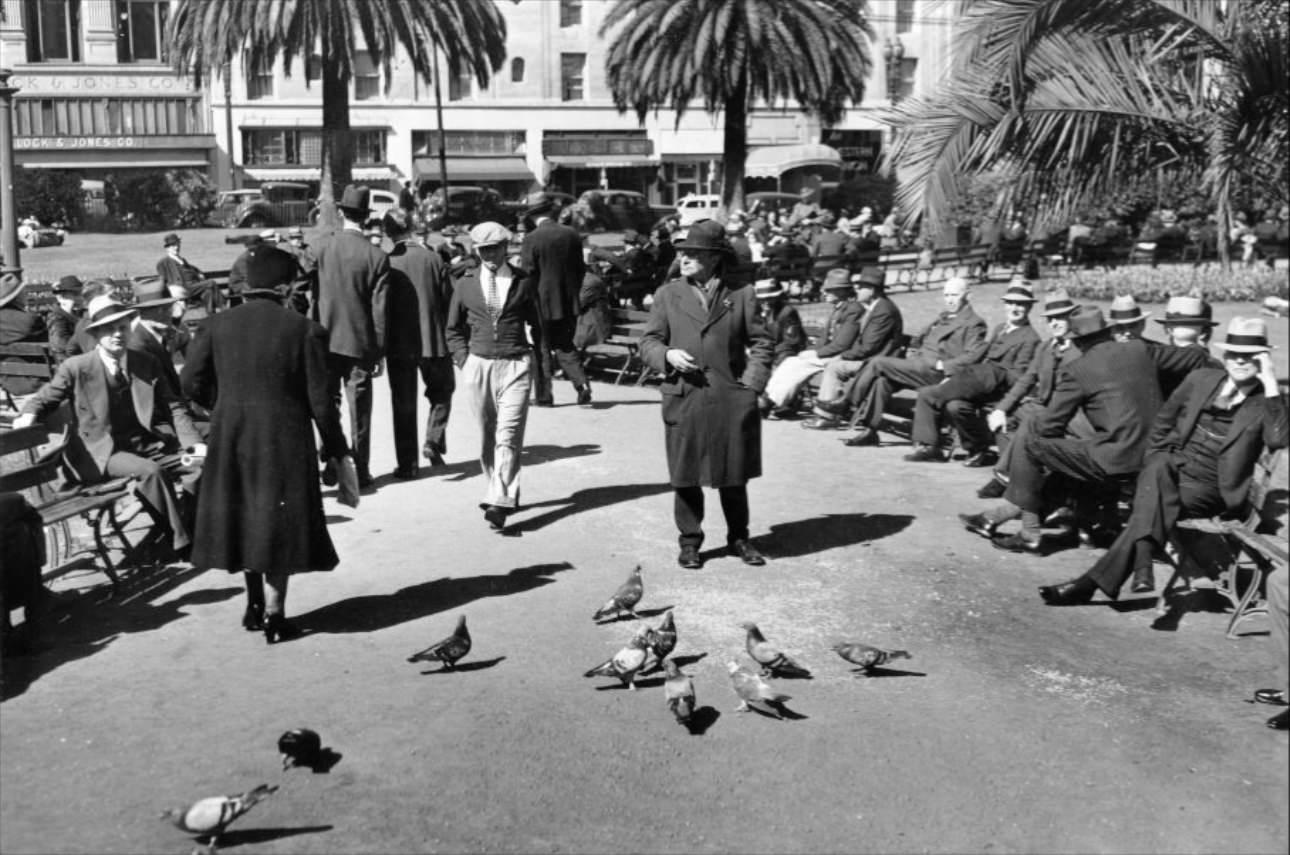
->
xmin=912 ymin=362 xmax=1010 ymax=449
xmin=388 ymin=355 xmax=455 ymax=470
xmin=327 ymin=353 xmax=373 ymax=479
xmin=847 ymin=355 xmax=942 ymax=429
xmin=674 ymin=486 xmax=749 ymax=550
xmin=532 ymin=316 xmax=587 ymax=404
xmin=1005 ymin=435 xmax=1109 ymax=514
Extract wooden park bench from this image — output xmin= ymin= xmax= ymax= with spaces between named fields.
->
xmin=584 ymin=306 xmax=657 ymax=386
xmin=0 ymin=341 xmax=59 ymax=411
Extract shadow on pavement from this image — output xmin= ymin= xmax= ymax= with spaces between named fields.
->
xmin=418 ymin=656 xmax=507 ymax=674
xmin=428 ymin=443 xmax=602 ymax=484
xmin=685 ymin=706 xmax=721 ymax=735
xmin=1 ymin=564 xmax=231 ymax=702
xmin=510 ymin=482 xmax=672 ymax=533
xmin=755 ymin=512 xmax=914 ymax=559
xmin=217 ymin=825 xmax=334 ymax=848
xmin=295 ymin=562 xmax=575 ymax=635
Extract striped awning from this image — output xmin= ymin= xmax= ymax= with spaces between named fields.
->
xmin=743 ymin=144 xmax=842 ymax=178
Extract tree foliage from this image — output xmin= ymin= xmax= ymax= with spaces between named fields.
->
xmin=14 ymin=169 xmax=82 ymax=228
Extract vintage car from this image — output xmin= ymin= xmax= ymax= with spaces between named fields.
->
xmin=675 ymin=193 xmax=722 ymax=226
xmin=225 ymin=182 xmax=315 ymax=228
xmin=575 ymin=189 xmax=670 ymax=234
xmin=418 ymin=186 xmax=510 ymax=230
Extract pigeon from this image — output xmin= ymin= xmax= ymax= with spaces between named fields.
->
xmin=727 ymin=661 xmax=791 ymax=718
xmin=832 ymin=641 xmax=912 ymax=675
xmin=278 ymin=728 xmax=322 ymax=771
xmin=584 ymin=626 xmax=654 ymax=690
xmin=592 ymin=564 xmax=644 ymax=622
xmin=662 ymin=659 xmax=695 ymax=725
xmin=741 ymin=622 xmax=811 ymax=678
xmin=407 ymin=615 xmax=471 ymax=669
xmin=650 ymin=611 xmax=677 ymax=661
xmin=161 ymin=784 xmax=278 ymax=854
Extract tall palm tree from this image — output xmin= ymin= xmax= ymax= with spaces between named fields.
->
xmin=601 ymin=0 xmax=874 ymax=215
xmin=883 ymin=0 xmax=1288 ymax=261
xmin=168 ymin=0 xmax=507 ymax=224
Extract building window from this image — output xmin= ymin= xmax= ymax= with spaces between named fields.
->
xmin=245 ymin=53 xmax=274 ymax=100
xmin=115 ymin=0 xmax=167 ymax=63
xmin=559 ymin=0 xmax=582 ymax=27
xmin=15 ymin=96 xmax=203 ymax=136
xmin=24 ymin=0 xmax=82 ymax=62
xmin=306 ymin=53 xmax=322 ymax=83
xmin=511 ymin=57 xmax=525 ymax=83
xmin=354 ymin=51 xmax=379 ymax=100
xmin=447 ymin=67 xmax=472 ymax=101
xmin=243 ymin=128 xmax=386 ymax=166
xmin=896 ymin=0 xmax=914 ymax=34
xmin=412 ymin=130 xmax=525 ymax=156
xmin=560 ymin=53 xmax=585 ymax=101
xmin=898 ymin=57 xmax=918 ymax=101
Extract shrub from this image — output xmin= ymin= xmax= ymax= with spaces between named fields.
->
xmin=109 ymin=169 xmax=216 ymax=231
xmin=1051 ymin=265 xmax=1289 ymax=303
xmin=169 ymin=170 xmax=218 ymax=229
xmin=14 ymin=168 xmax=83 ymax=229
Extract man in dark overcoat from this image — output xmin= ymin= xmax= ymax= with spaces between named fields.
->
xmin=520 ymin=194 xmax=591 ymax=407
xmin=640 ymin=220 xmax=774 ymax=570
xmin=383 ymin=208 xmax=456 ymax=477
xmin=313 ymin=185 xmax=390 ymax=487
xmin=181 ymin=247 xmax=352 ymax=643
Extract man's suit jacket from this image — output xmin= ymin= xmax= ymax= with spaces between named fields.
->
xmin=127 ymin=322 xmax=184 ymax=398
xmin=981 ymin=321 xmax=1042 ymax=382
xmin=386 ymin=241 xmax=453 ymax=361
xmin=444 ymin=265 xmax=542 ymax=366
xmin=839 ymin=296 xmax=903 ymax=361
xmin=155 ymin=254 xmax=203 ymax=289
xmin=520 ymin=220 xmax=585 ymax=322
xmin=815 ymin=300 xmax=865 ymax=359
xmin=997 ymin=339 xmax=1077 ymax=412
xmin=314 ymin=228 xmax=390 ymax=363
xmin=1148 ymin=368 xmax=1288 ymax=512
xmin=1145 ymin=340 xmax=1222 ymax=400
xmin=1035 ymin=338 xmax=1163 ymax=475
xmin=910 ymin=303 xmax=989 ymax=374
xmin=21 ymin=350 xmax=201 ymax=484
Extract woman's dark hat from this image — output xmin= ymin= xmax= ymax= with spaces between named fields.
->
xmin=244 ymin=246 xmax=299 ymax=296
xmin=54 ymin=275 xmax=83 ymax=294
xmin=672 ymin=220 xmax=733 ymax=255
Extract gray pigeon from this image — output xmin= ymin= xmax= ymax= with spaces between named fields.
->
xmin=741 ymin=622 xmax=811 ymax=678
xmin=593 ymin=565 xmax=644 ymax=622
xmin=161 ymin=784 xmax=278 ymax=854
xmin=408 ymin=615 xmax=471 ymax=669
xmin=727 ymin=661 xmax=791 ymax=718
xmin=585 ymin=626 xmax=654 ymax=690
xmin=643 ymin=610 xmax=677 ymax=671
xmin=663 ymin=659 xmax=695 ymax=725
xmin=832 ymin=641 xmax=912 ymax=675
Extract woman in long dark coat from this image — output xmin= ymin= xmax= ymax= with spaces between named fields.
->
xmin=181 ymin=247 xmax=352 ymax=643
xmin=639 ymin=220 xmax=774 ymax=570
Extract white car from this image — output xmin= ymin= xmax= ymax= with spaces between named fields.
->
xmin=367 ymin=189 xmax=399 ymax=220
xmin=676 ymin=193 xmax=722 ymax=226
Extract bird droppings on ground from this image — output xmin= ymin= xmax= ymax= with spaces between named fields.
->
xmin=1023 ymin=665 xmax=1129 ymax=706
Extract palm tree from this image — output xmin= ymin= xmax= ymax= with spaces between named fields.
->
xmin=601 ymin=0 xmax=874 ymax=215
xmin=168 ymin=0 xmax=507 ymax=224
xmin=883 ymin=0 xmax=1288 ymax=262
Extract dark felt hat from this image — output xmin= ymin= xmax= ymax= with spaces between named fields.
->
xmin=162 ymin=233 xmax=182 ymax=247
xmin=54 ymin=275 xmax=83 ymax=294
xmin=131 ymin=278 xmax=181 ymax=308
xmin=821 ymin=268 xmax=852 ymax=292
xmin=338 ymin=184 xmax=371 ymax=216
xmin=244 ymin=246 xmax=298 ymax=296
xmin=1066 ymin=306 xmax=1110 ymax=340
xmin=853 ymin=266 xmax=885 ymax=289
xmin=523 ymin=192 xmax=560 ymax=219
xmin=672 ymin=220 xmax=733 ymax=255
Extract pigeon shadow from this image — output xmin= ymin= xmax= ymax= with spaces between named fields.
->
xmin=324 ymin=514 xmax=352 ymax=524
xmin=595 ymin=676 xmax=667 ymax=691
xmin=419 ymin=656 xmax=507 ymax=674
xmin=774 ymin=704 xmax=809 ymax=721
xmin=295 ymin=562 xmax=575 ymax=635
xmin=595 ymin=604 xmax=674 ymax=625
xmin=586 ymin=399 xmax=657 ymax=410
xmin=636 ymin=605 xmax=675 ymax=619
xmin=510 ymin=482 xmax=673 ymax=533
xmin=756 ymin=512 xmax=914 ymax=559
xmin=685 ymin=706 xmax=721 ymax=735
xmin=215 ymin=825 xmax=334 ymax=848
xmin=855 ymin=667 xmax=927 ymax=678
xmin=670 ymin=652 xmax=708 ymax=668
xmin=768 ymin=670 xmax=815 ymax=681
xmin=303 ymin=749 xmax=342 ymax=774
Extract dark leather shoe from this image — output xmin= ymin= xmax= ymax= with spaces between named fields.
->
xmin=958 ymin=513 xmax=998 ymax=540
xmin=977 ymin=478 xmax=1006 ymax=499
xmin=357 ymin=472 xmax=376 ymax=489
xmin=392 ymin=465 xmax=419 ymax=480
xmin=814 ymin=397 xmax=850 ymax=417
xmin=904 ymin=444 xmax=945 ymax=462
xmin=677 ymin=545 xmax=703 ymax=569
xmin=1130 ymin=567 xmax=1154 ymax=593
xmin=729 ymin=540 xmax=767 ymax=566
xmin=577 ymin=386 xmax=593 ymax=406
xmin=801 ymin=417 xmax=841 ymax=430
xmin=962 ymin=450 xmax=998 ymax=468
xmin=1266 ymin=708 xmax=1288 ymax=730
xmin=264 ymin=613 xmax=303 ymax=644
xmin=843 ymin=429 xmax=879 ymax=447
xmin=242 ymin=603 xmax=264 ymax=632
xmin=484 ymin=506 xmax=508 ymax=531
xmin=533 ymin=399 xmax=555 ymax=408
xmin=993 ymin=532 xmax=1043 ymax=554
xmin=423 ymin=444 xmax=445 ymax=467
xmin=1038 ymin=577 xmax=1097 ymax=605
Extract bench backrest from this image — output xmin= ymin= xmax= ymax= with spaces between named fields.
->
xmin=0 ymin=423 xmax=64 ymax=494
xmin=0 ymin=341 xmax=57 ymax=401
xmin=608 ymin=306 xmax=650 ymax=340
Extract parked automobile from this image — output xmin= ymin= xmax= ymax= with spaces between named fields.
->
xmin=501 ymin=191 xmax=578 ymax=225
xmin=210 ymin=189 xmax=264 ymax=227
xmin=226 ymin=182 xmax=314 ymax=228
xmin=419 ymin=186 xmax=509 ymax=230
xmin=675 ymin=193 xmax=722 ymax=225
xmin=17 ymin=216 xmax=66 ymax=248
xmin=576 ymin=189 xmax=667 ymax=234
xmin=744 ymin=191 xmax=802 ymax=217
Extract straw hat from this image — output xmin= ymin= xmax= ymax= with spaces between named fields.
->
xmin=1216 ymin=317 xmax=1272 ymax=354
xmin=83 ymin=295 xmax=137 ymax=331
xmin=1106 ymin=294 xmax=1150 ymax=325
xmin=1156 ymin=295 xmax=1218 ymax=327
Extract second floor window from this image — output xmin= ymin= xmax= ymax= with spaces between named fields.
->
xmin=354 ymin=51 xmax=379 ymax=101
xmin=560 ymin=53 xmax=585 ymax=101
xmin=896 ymin=0 xmax=915 ymax=34
xmin=25 ymin=0 xmax=81 ymax=62
xmin=511 ymin=57 xmax=525 ymax=83
xmin=243 ymin=128 xmax=386 ymax=166
xmin=115 ymin=0 xmax=167 ymax=63
xmin=306 ymin=53 xmax=322 ymax=83
xmin=447 ymin=67 xmax=472 ymax=101
xmin=559 ymin=0 xmax=582 ymax=27
xmin=246 ymin=53 xmax=273 ymax=100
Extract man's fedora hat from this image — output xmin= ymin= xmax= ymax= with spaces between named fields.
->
xmin=53 ymin=275 xmax=83 ymax=294
xmin=1041 ymin=289 xmax=1078 ymax=317
xmin=338 ymin=184 xmax=371 ymax=215
xmin=853 ymin=266 xmax=886 ymax=289
xmin=1157 ymin=295 xmax=1219 ymax=327
xmin=1066 ymin=306 xmax=1110 ymax=340
xmin=754 ymin=279 xmax=786 ymax=300
xmin=1002 ymin=280 xmax=1038 ymax=303
xmin=132 ymin=279 xmax=181 ymax=308
xmin=821 ymin=268 xmax=853 ymax=292
xmin=1217 ymin=316 xmax=1272 ymax=354
xmin=83 ymin=295 xmax=137 ymax=331
xmin=673 ymin=220 xmax=734 ymax=255
xmin=258 ymin=228 xmax=279 ymax=244
xmin=523 ymin=191 xmax=560 ymax=219
xmin=1107 ymin=294 xmax=1150 ymax=325
xmin=163 ymin=232 xmax=182 ymax=247
xmin=286 ymin=225 xmax=305 ymax=239
xmin=0 ymin=269 xmax=24 ymax=308
xmin=244 ymin=246 xmax=299 ymax=296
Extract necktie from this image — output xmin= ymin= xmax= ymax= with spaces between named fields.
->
xmin=483 ymin=268 xmax=500 ymax=324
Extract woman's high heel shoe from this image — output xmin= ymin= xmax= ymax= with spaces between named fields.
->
xmin=264 ymin=613 xmax=303 ymax=645
xmin=242 ymin=604 xmax=264 ymax=632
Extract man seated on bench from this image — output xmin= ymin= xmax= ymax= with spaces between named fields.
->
xmin=745 ymin=279 xmax=805 ymax=395
xmin=817 ymin=277 xmax=988 ymax=447
xmin=902 ymin=279 xmax=1042 ymax=463
xmin=12 ymin=296 xmax=204 ymax=561
xmin=0 ymin=267 xmax=50 ymax=398
xmin=1037 ymin=317 xmax=1286 ymax=604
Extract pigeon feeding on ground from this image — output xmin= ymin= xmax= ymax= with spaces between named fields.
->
xmin=592 ymin=565 xmax=644 ymax=622
xmin=642 ymin=611 xmax=677 ymax=672
xmin=407 ymin=615 xmax=471 ymax=670
xmin=278 ymin=728 xmax=322 ymax=771
xmin=832 ymin=642 xmax=912 ymax=675
xmin=663 ymin=659 xmax=696 ymax=725
xmin=584 ymin=626 xmax=655 ymax=690
xmin=161 ymin=783 xmax=278 ymax=854
xmin=727 ymin=661 xmax=792 ymax=718
xmin=741 ymin=622 xmax=811 ymax=678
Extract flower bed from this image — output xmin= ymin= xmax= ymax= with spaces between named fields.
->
xmin=1051 ymin=265 xmax=1288 ymax=303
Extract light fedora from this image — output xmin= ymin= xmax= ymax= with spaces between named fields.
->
xmin=1217 ymin=316 xmax=1272 ymax=354
xmin=84 ymin=295 xmax=137 ymax=331
xmin=1107 ymin=294 xmax=1150 ymax=325
xmin=1157 ymin=295 xmax=1218 ymax=327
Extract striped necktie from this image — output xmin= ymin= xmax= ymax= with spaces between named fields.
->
xmin=482 ymin=267 xmax=500 ymax=324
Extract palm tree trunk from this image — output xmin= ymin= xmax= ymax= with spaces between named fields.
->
xmin=317 ymin=17 xmax=353 ymax=230
xmin=720 ymin=73 xmax=748 ymax=217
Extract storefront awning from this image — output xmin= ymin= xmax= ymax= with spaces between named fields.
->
xmin=412 ymin=156 xmax=534 ymax=183
xmin=243 ymin=166 xmax=401 ymax=182
xmin=21 ymin=159 xmax=209 ymax=169
xmin=743 ymin=143 xmax=842 ymax=178
xmin=546 ymin=154 xmax=659 ymax=168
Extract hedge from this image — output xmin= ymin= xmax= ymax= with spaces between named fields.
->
xmin=1051 ymin=265 xmax=1288 ymax=304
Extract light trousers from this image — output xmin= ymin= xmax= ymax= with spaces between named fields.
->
xmin=816 ymin=358 xmax=867 ymax=403
xmin=764 ymin=352 xmax=827 ymax=408
xmin=460 ymin=354 xmax=531 ymax=510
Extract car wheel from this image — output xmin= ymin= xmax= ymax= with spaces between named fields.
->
xmin=243 ymin=214 xmax=268 ymax=229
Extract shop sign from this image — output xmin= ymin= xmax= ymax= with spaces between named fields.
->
xmin=16 ymin=136 xmax=139 ymax=150
xmin=12 ymin=74 xmax=197 ymax=93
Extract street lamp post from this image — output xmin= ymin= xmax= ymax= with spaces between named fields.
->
xmin=883 ymin=37 xmax=905 ymax=105
xmin=0 ymin=68 xmax=20 ymax=272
